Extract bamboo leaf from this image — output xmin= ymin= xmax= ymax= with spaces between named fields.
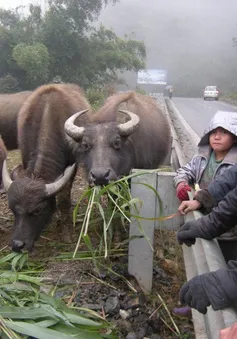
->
xmin=18 ymin=253 xmax=29 ymax=270
xmin=0 ymin=282 xmax=33 ymax=292
xmin=52 ymin=323 xmax=115 ymax=339
xmin=62 ymin=310 xmax=102 ymax=327
xmin=0 ymin=272 xmax=42 ymax=285
xmin=0 ymin=252 xmax=18 ymax=264
xmin=0 ymin=306 xmax=57 ymax=320
xmin=36 ymin=319 xmax=59 ymax=328
xmin=11 ymin=253 xmax=27 ymax=271
xmin=5 ymin=321 xmax=77 ymax=339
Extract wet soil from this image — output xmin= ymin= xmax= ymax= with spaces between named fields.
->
xmin=0 ymin=150 xmax=195 ymax=339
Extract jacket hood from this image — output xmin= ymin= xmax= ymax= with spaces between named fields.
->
xmin=198 ymin=111 xmax=237 ymax=146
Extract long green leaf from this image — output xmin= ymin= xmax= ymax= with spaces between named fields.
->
xmin=35 ymin=304 xmax=71 ymax=324
xmin=97 ymin=202 xmax=108 ymax=257
xmin=62 ymin=310 xmax=101 ymax=327
xmin=5 ymin=321 xmax=77 ymax=339
xmin=36 ymin=319 xmax=59 ymax=328
xmin=0 ymin=252 xmax=18 ymax=264
xmin=0 ymin=306 xmax=57 ymax=320
xmin=0 ymin=283 xmax=33 ymax=292
xmin=52 ymin=323 xmax=116 ymax=339
xmin=0 ymin=272 xmax=42 ymax=285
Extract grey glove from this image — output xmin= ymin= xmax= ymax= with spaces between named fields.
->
xmin=180 ymin=268 xmax=237 ymax=314
xmin=179 ymin=275 xmax=211 ymax=314
xmin=177 ymin=220 xmax=213 ymax=246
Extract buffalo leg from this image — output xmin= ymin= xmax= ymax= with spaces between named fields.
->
xmin=57 ymin=178 xmax=74 ymax=243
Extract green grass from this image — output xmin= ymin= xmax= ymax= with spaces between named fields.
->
xmin=0 ymin=252 xmax=118 ymax=339
xmin=0 ymin=167 xmax=177 ymax=339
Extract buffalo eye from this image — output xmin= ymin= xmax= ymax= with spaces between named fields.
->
xmin=112 ymin=137 xmax=121 ymax=150
xmin=81 ymin=140 xmax=91 ymax=152
xmin=29 ymin=208 xmax=42 ymax=217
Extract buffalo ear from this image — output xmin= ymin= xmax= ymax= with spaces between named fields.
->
xmin=45 ymin=163 xmax=76 ymax=197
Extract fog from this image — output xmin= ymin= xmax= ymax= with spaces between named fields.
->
xmin=98 ymin=0 xmax=237 ymax=96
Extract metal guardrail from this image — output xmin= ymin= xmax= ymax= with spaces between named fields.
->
xmin=166 ymin=97 xmax=237 ymax=338
xmin=128 ymin=94 xmax=237 ymax=338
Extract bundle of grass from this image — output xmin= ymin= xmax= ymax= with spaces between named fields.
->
xmin=72 ymin=170 xmax=162 ymax=261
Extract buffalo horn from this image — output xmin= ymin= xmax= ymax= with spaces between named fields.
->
xmin=2 ymin=160 xmax=13 ymax=191
xmin=64 ymin=109 xmax=89 ymax=141
xmin=117 ymin=110 xmax=140 ymax=136
xmin=45 ymin=163 xmax=76 ymax=197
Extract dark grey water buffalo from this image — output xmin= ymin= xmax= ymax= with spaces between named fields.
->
xmin=2 ymin=83 xmax=91 ymax=252
xmin=65 ymin=91 xmax=171 ymax=186
xmin=0 ymin=91 xmax=32 ymax=150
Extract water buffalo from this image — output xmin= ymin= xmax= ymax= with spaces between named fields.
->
xmin=0 ymin=91 xmax=32 ymax=150
xmin=0 ymin=136 xmax=7 ymax=189
xmin=2 ymin=83 xmax=91 ymax=252
xmin=64 ymin=91 xmax=171 ymax=186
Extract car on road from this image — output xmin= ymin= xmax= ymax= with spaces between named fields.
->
xmin=203 ymin=85 xmax=219 ymax=100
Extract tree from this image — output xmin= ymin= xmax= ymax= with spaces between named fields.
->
xmin=0 ymin=0 xmax=146 ymax=91
xmin=78 ymin=26 xmax=146 ymax=87
xmin=48 ymin=0 xmax=118 ymax=32
xmin=0 ymin=7 xmax=42 ymax=88
xmin=39 ymin=1 xmax=145 ymax=87
xmin=13 ymin=43 xmax=49 ymax=86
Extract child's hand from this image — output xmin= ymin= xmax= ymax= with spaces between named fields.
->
xmin=176 ymin=182 xmax=192 ymax=201
xmin=178 ymin=200 xmax=201 ymax=215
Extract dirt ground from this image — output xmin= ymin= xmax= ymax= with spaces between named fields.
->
xmin=0 ymin=150 xmax=195 ymax=339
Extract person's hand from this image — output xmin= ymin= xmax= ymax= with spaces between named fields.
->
xmin=178 ymin=200 xmax=201 ymax=215
xmin=179 ymin=275 xmax=211 ymax=314
xmin=177 ymin=220 xmax=199 ymax=246
xmin=176 ymin=182 xmax=192 ymax=201
xmin=180 ymin=268 xmax=237 ymax=314
xmin=194 ymin=189 xmax=216 ymax=213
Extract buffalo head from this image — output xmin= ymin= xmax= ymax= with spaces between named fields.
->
xmin=64 ymin=109 xmax=140 ymax=186
xmin=2 ymin=161 xmax=76 ymax=252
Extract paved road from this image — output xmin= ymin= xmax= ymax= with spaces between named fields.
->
xmin=172 ymin=97 xmax=237 ymax=137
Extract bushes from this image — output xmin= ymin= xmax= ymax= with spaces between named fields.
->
xmin=86 ymin=88 xmax=107 ymax=111
xmin=0 ymin=74 xmax=19 ymax=93
xmin=86 ymin=85 xmax=116 ymax=111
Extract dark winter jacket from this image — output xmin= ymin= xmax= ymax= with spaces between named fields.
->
xmin=177 ymin=185 xmax=237 ymax=311
xmin=191 ymin=181 xmax=237 ymax=239
xmin=208 ymin=163 xmax=237 ymax=202
xmin=195 ymin=163 xmax=237 ymax=210
xmin=195 ymin=163 xmax=237 ymax=240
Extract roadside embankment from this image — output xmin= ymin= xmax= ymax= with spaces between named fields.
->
xmin=220 ymin=94 xmax=237 ymax=106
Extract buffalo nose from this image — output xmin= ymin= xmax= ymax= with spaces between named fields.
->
xmin=11 ymin=239 xmax=25 ymax=252
xmin=90 ymin=168 xmax=111 ymax=185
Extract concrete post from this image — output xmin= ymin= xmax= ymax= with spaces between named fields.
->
xmin=128 ymin=170 xmax=182 ymax=293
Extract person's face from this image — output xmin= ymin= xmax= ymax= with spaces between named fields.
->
xmin=209 ymin=127 xmax=236 ymax=153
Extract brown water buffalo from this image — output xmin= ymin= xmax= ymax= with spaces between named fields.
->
xmin=2 ymin=83 xmax=91 ymax=252
xmin=0 ymin=136 xmax=7 ymax=189
xmin=0 ymin=91 xmax=32 ymax=150
xmin=64 ymin=91 xmax=171 ymax=186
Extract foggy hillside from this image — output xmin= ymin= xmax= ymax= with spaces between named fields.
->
xmin=98 ymin=0 xmax=237 ymax=96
